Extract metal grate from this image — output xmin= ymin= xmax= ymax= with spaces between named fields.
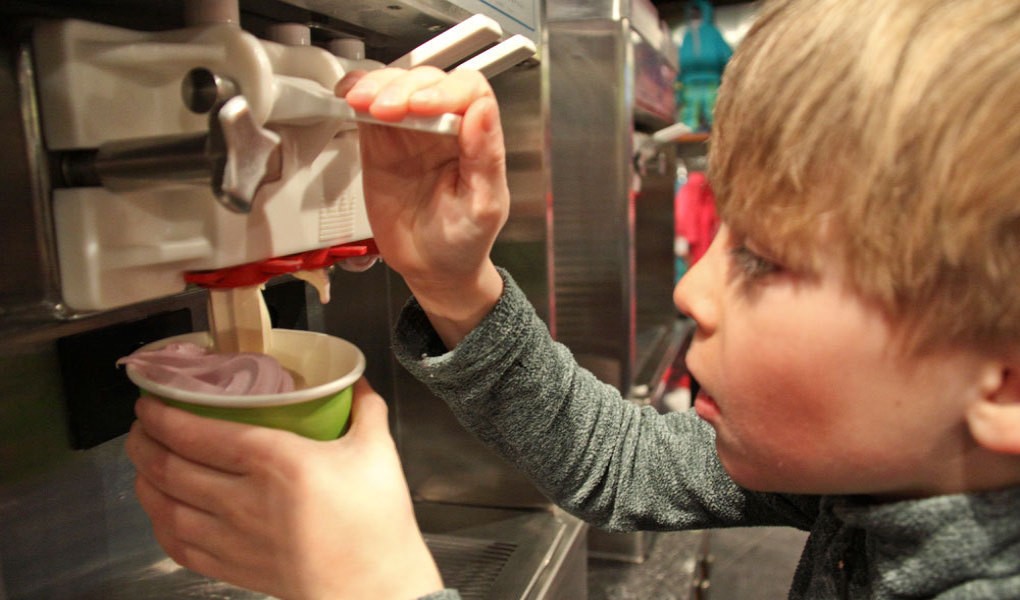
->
xmin=425 ymin=535 xmax=518 ymax=600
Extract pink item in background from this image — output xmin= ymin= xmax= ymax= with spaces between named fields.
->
xmin=674 ymin=171 xmax=720 ymax=265
xmin=118 ymin=342 xmax=295 ymax=395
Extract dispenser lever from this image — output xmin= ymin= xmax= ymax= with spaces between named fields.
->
xmin=266 ymin=31 xmax=536 ymax=134
xmin=453 ymin=35 xmax=537 ymax=78
xmin=265 ymin=14 xmax=504 ymax=132
xmin=388 ymin=14 xmax=502 ymax=69
xmin=267 ymin=75 xmax=463 ymax=134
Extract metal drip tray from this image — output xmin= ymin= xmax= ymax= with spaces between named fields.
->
xmin=0 ymin=435 xmax=584 ymax=600
xmin=6 ymin=509 xmax=583 ymax=600
xmin=418 ymin=503 xmax=588 ymax=600
xmin=427 ymin=535 xmax=518 ymax=598
xmin=62 ymin=560 xmax=270 ymax=600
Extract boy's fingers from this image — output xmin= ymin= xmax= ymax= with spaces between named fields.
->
xmin=460 ymin=95 xmax=504 ymax=168
xmin=134 ymin=473 xmax=229 ymax=549
xmin=135 ymin=475 xmax=219 ymax=565
xmin=142 ymin=495 xmax=228 ymax=586
xmin=346 ymin=378 xmax=391 ymax=441
xmin=335 ymin=70 xmax=369 ymax=97
xmin=133 ymin=395 xmax=282 ymax=475
xmin=409 ymin=69 xmax=493 ymax=116
xmin=127 ymin=420 xmax=242 ymax=513
xmin=369 ymin=66 xmax=448 ymax=121
xmin=345 ymin=67 xmax=493 ymax=119
xmin=459 ymin=95 xmax=509 ymax=221
xmin=344 ymin=68 xmax=415 ymax=109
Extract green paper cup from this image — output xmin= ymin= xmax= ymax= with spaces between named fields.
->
xmin=124 ymin=329 xmax=365 ymax=440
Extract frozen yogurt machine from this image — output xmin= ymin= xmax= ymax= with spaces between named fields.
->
xmin=0 ymin=0 xmax=684 ymax=597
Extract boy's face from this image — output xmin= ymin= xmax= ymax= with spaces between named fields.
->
xmin=674 ymin=224 xmax=982 ymax=498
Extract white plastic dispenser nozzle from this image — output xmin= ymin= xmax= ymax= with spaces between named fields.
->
xmin=184 ymin=0 xmax=240 ymax=26
xmin=267 ymin=23 xmax=311 ymax=46
xmin=329 ymin=38 xmax=366 ymax=60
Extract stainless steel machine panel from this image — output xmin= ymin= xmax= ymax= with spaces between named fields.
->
xmin=548 ymin=0 xmax=678 ymax=396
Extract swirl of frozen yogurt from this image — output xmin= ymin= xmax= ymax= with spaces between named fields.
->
xmin=118 ymin=342 xmax=295 ymax=395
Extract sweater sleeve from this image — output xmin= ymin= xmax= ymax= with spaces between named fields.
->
xmin=418 ymin=590 xmax=461 ymax=600
xmin=394 ymin=269 xmax=819 ymax=532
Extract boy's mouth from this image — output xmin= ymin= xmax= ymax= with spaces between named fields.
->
xmin=694 ymin=390 xmax=721 ymax=422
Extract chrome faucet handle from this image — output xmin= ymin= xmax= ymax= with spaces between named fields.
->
xmin=182 ymin=68 xmax=282 ymax=213
xmin=208 ymin=95 xmax=281 ymax=213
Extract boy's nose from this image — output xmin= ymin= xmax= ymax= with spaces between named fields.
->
xmin=673 ymin=232 xmax=724 ymax=334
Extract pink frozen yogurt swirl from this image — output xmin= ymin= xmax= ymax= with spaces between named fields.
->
xmin=118 ymin=342 xmax=295 ymax=395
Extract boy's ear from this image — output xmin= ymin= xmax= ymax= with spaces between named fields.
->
xmin=967 ymin=365 xmax=1020 ymax=455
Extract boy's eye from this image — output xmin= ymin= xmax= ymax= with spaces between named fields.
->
xmin=729 ymin=244 xmax=781 ymax=280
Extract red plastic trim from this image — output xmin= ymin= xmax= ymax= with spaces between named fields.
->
xmin=185 ymin=239 xmax=379 ymax=288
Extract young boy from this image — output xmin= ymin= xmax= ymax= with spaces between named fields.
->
xmin=126 ymin=0 xmax=1020 ymax=597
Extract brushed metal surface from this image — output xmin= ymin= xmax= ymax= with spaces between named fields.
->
xmin=547 ymin=14 xmax=676 ymax=396
xmin=546 ymin=4 xmax=677 ymax=568
xmin=548 ymin=0 xmax=676 ymax=72
xmin=0 ymin=35 xmax=63 ymax=323
xmin=417 ymin=504 xmax=587 ymax=600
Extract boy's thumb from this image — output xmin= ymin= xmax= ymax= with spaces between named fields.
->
xmin=460 ymin=95 xmax=505 ymax=172
xmin=346 ymin=377 xmax=391 ymax=439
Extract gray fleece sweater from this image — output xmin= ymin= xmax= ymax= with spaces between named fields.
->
xmin=400 ymin=270 xmax=1020 ymax=599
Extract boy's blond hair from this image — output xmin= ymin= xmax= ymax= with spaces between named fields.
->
xmin=709 ymin=0 xmax=1020 ymax=354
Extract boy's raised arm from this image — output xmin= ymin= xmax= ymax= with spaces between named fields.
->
xmin=339 ymin=68 xmax=510 ymax=348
